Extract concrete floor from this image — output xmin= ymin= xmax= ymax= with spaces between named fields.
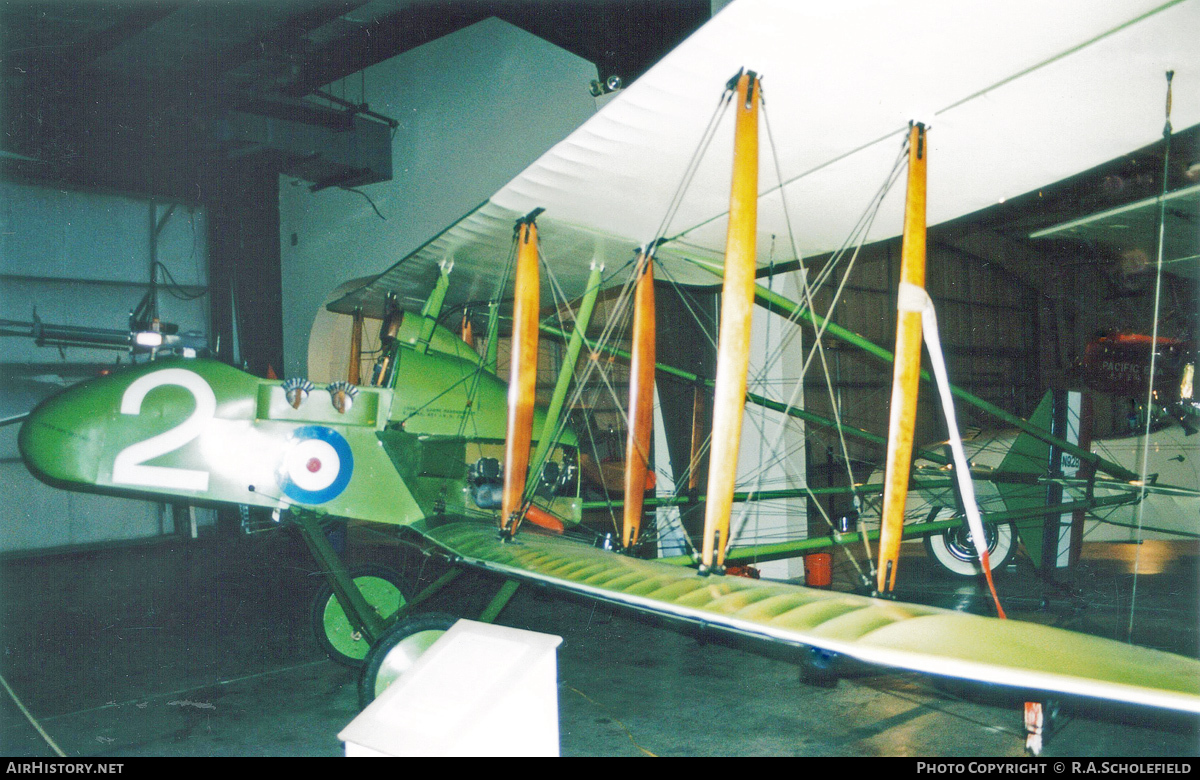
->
xmin=1 ymin=527 xmax=1197 ymax=757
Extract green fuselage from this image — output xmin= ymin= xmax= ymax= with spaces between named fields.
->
xmin=19 ymin=336 xmax=580 ymax=528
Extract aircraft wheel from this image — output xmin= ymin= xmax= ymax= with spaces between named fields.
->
xmin=311 ymin=565 xmax=408 ymax=667
xmin=358 ymin=612 xmax=459 ymax=708
xmin=924 ymin=522 xmax=1015 ymax=577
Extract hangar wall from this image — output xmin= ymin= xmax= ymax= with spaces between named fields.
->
xmin=0 ymin=182 xmax=214 ymax=553
xmin=278 ymin=17 xmax=600 ymax=379
xmin=0 ymin=183 xmax=209 ymax=360
xmin=737 ymin=271 xmax=807 ymax=579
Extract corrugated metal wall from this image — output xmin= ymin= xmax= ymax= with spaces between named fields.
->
xmin=800 ymin=231 xmax=1041 ymax=516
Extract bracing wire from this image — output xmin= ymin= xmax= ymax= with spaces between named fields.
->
xmin=507 ymin=73 xmax=915 ymax=573
xmin=523 ymin=80 xmax=736 ymax=550
xmin=539 ymin=76 xmax=760 ymax=554
xmin=455 ymin=233 xmax=520 ymax=450
xmin=534 ymin=254 xmax=641 ymax=539
xmin=652 ymin=81 xmax=739 ymax=246
xmin=721 ymin=108 xmax=909 ymax=577
xmin=1128 ymin=70 xmax=1176 ymax=642
xmin=560 ymin=73 xmax=910 ymax=566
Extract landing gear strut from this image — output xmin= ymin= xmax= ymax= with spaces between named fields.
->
xmin=357 ymin=577 xmax=522 ymax=707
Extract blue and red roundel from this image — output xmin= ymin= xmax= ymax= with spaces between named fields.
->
xmin=278 ymin=426 xmax=354 ymax=504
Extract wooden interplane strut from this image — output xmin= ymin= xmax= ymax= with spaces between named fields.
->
xmin=460 ymin=311 xmax=475 ymax=349
xmin=348 ymin=308 xmax=363 ymax=385
xmin=700 ymin=70 xmax=760 ymax=573
xmin=878 ymin=123 xmax=928 ymax=592
xmin=501 ymin=214 xmax=541 ymax=535
xmin=623 ymin=252 xmax=656 ymax=547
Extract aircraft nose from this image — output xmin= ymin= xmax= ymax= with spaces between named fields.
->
xmin=18 ymin=380 xmax=108 ymax=486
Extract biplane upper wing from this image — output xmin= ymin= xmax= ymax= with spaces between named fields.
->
xmin=329 ymin=0 xmax=1200 ymax=316
xmin=423 ymin=521 xmax=1200 ymax=713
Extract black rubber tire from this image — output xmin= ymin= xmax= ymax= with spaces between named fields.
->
xmin=924 ymin=522 xmax=1016 ymax=577
xmin=358 ymin=612 xmax=460 ymax=708
xmin=310 ymin=564 xmax=408 ymax=667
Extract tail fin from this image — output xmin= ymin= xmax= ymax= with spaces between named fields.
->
xmin=997 ymin=391 xmax=1054 ymax=565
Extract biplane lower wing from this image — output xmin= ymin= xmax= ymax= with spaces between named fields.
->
xmin=421 ymin=519 xmax=1200 ymax=714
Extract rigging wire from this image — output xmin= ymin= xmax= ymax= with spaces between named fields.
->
xmin=746 ymin=248 xmax=776 ymax=555
xmin=722 ymin=111 xmax=909 ymax=579
xmin=795 ymin=138 xmax=911 ymax=302
xmin=651 ymin=80 xmax=739 ymax=245
xmin=501 ymin=73 xmax=945 ymax=580
xmin=454 ymin=234 xmax=520 ymax=454
xmin=737 ymin=130 xmax=907 ymax=430
xmin=1128 ymin=70 xmax=1176 ymax=642
xmin=651 ymin=261 xmax=720 ymax=351
xmin=533 ymin=253 xmax=639 ymax=540
xmin=525 ymin=83 xmax=735 ymax=551
xmin=575 ymin=265 xmax=649 ymax=540
xmin=577 ymin=72 xmax=905 ymax=567
xmin=540 ymin=80 xmax=734 ymax=540
xmin=663 ymin=3 xmax=1180 ymax=250
xmin=764 ymin=103 xmax=866 ymax=490
xmin=632 ymin=75 xmax=816 ymax=557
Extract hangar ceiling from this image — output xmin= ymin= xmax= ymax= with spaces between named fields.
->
xmin=4 ymin=2 xmax=1195 ymax=211
xmin=0 ymin=1 xmax=710 ymax=170
xmin=1 ymin=0 xmax=1196 ymax=352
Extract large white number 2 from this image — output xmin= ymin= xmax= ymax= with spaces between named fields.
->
xmin=112 ymin=369 xmax=216 ymax=491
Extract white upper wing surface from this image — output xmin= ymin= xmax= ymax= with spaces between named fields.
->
xmin=331 ymin=0 xmax=1200 ymax=315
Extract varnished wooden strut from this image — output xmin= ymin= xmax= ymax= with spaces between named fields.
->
xmin=700 ymin=70 xmax=760 ymax=572
xmin=878 ymin=122 xmax=928 ymax=592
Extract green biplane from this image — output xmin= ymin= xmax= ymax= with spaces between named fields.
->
xmin=17 ymin=0 xmax=1200 ymax=754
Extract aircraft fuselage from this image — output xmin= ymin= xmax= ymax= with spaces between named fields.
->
xmin=19 ymin=351 xmax=581 ymax=528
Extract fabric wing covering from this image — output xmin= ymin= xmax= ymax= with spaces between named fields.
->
xmin=329 ymin=0 xmax=1200 ymax=315
xmin=426 ymin=521 xmax=1200 ymax=713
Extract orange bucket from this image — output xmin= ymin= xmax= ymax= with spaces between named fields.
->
xmin=804 ymin=553 xmax=832 ymax=588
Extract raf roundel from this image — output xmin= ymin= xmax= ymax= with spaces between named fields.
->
xmin=278 ymin=426 xmax=354 ymax=504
